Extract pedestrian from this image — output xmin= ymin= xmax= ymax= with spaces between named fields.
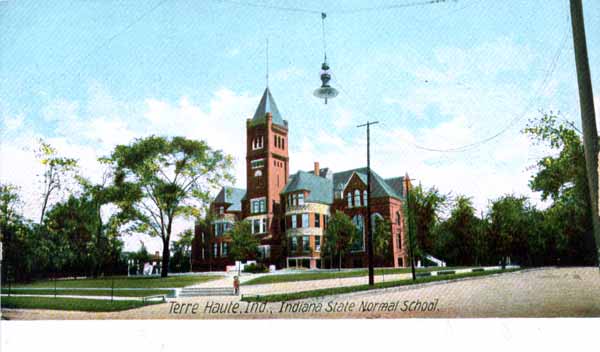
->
xmin=233 ymin=275 xmax=240 ymax=295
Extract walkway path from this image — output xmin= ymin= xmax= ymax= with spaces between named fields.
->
xmin=3 ymin=267 xmax=600 ymax=319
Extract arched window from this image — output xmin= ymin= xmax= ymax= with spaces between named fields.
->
xmin=293 ymin=194 xmax=298 ymax=206
xmin=363 ymin=190 xmax=368 ymax=206
xmin=352 ymin=215 xmax=365 ymax=251
xmin=371 ymin=213 xmax=384 ymax=231
xmin=396 ymin=211 xmax=401 ymax=225
xmin=347 ymin=192 xmax=352 ymax=208
xmin=354 ymin=190 xmax=361 ymax=207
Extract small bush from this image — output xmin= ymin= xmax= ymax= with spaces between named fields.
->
xmin=471 ymin=268 xmax=485 ymax=272
xmin=437 ymin=270 xmax=455 ymax=275
xmin=243 ymin=263 xmax=268 ymax=273
xmin=416 ymin=272 xmax=432 ymax=278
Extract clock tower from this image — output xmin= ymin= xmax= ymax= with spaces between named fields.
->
xmin=244 ymin=87 xmax=289 ymax=261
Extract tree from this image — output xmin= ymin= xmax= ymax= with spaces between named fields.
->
xmin=437 ymin=196 xmax=479 ymax=265
xmin=409 ymin=184 xmax=448 ymax=256
xmin=523 ymin=112 xmax=596 ymax=265
xmin=170 ymin=229 xmax=194 ymax=273
xmin=228 ymin=221 xmax=259 ymax=262
xmin=322 ymin=211 xmax=360 ymax=269
xmin=36 ymin=139 xmax=78 ymax=223
xmin=372 ymin=216 xmax=391 ymax=264
xmin=108 ymin=136 xmax=234 ymax=277
xmin=488 ymin=195 xmax=532 ymax=268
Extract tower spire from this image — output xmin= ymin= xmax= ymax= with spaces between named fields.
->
xmin=266 ymin=38 xmax=269 ymax=88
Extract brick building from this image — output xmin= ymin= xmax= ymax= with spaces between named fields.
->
xmin=192 ymin=87 xmax=410 ymax=271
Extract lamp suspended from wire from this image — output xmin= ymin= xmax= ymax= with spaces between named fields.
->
xmin=313 ymin=12 xmax=338 ymax=104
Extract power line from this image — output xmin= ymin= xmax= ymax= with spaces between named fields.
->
xmin=212 ymin=0 xmax=456 ymax=15
xmin=335 ymin=0 xmax=456 ymax=15
xmin=412 ymin=31 xmax=569 ymax=153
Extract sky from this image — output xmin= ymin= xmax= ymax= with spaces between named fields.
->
xmin=1 ymin=0 xmax=599 ymax=253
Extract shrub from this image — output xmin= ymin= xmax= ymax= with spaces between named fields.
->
xmin=243 ymin=263 xmax=268 ymax=273
xmin=437 ymin=270 xmax=455 ymax=275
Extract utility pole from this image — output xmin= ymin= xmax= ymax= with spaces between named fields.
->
xmin=569 ymin=0 xmax=600 ymax=267
xmin=405 ymin=177 xmax=416 ymax=281
xmin=357 ymin=121 xmax=379 ymax=286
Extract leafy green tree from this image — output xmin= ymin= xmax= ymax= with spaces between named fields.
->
xmin=322 ymin=211 xmax=359 ymax=269
xmin=170 ymin=229 xmax=194 ymax=273
xmin=437 ymin=196 xmax=479 ymax=265
xmin=488 ymin=195 xmax=532 ymax=268
xmin=372 ymin=216 xmax=391 ymax=265
xmin=409 ymin=184 xmax=448 ymax=257
xmin=36 ymin=139 xmax=78 ymax=223
xmin=108 ymin=136 xmax=234 ymax=277
xmin=523 ymin=112 xmax=596 ymax=265
xmin=228 ymin=221 xmax=259 ymax=262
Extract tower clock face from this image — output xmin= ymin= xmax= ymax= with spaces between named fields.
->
xmin=254 ymin=170 xmax=262 ymax=177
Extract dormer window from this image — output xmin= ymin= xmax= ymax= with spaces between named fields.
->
xmin=297 ymin=193 xmax=305 ymax=206
xmin=252 ymin=136 xmax=264 ymax=150
xmin=218 ymin=206 xmax=224 ymax=215
xmin=347 ymin=192 xmax=352 ymax=208
xmin=363 ymin=190 xmax=368 ymax=206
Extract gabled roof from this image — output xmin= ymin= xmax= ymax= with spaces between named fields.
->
xmin=385 ymin=177 xmax=405 ymax=198
xmin=251 ymin=87 xmax=287 ymax=128
xmin=281 ymin=171 xmax=333 ymax=204
xmin=332 ymin=167 xmax=403 ymax=200
xmin=213 ymin=186 xmax=246 ymax=212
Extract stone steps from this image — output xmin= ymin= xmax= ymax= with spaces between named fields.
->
xmin=178 ymin=287 xmax=236 ymax=297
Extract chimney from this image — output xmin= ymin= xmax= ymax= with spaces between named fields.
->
xmin=314 ymin=162 xmax=320 ymax=176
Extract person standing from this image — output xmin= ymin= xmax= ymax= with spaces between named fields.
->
xmin=233 ymin=276 xmax=240 ymax=295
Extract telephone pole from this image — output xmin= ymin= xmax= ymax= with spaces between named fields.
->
xmin=357 ymin=121 xmax=378 ymax=286
xmin=404 ymin=176 xmax=416 ymax=281
xmin=569 ymin=0 xmax=600 ymax=267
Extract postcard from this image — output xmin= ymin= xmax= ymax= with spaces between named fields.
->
xmin=1 ymin=0 xmax=600 ymax=325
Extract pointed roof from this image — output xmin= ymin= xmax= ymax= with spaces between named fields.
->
xmin=252 ymin=87 xmax=287 ymax=128
xmin=332 ymin=167 xmax=403 ymax=200
xmin=213 ymin=186 xmax=246 ymax=212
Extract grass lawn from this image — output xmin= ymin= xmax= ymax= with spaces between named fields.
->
xmin=0 ymin=296 xmax=162 ymax=312
xmin=1 ymin=288 xmax=173 ymax=297
xmin=10 ymin=274 xmax=221 ymax=289
xmin=242 ymin=266 xmax=467 ymax=286
xmin=241 ymin=269 xmax=520 ymax=302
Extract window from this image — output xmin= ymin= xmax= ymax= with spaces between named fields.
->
xmin=258 ymin=245 xmax=271 ymax=259
xmin=302 ymin=213 xmax=309 ymax=228
xmin=363 ymin=190 xmax=368 ymax=206
xmin=213 ymin=221 xmax=232 ymax=237
xmin=251 ymin=218 xmax=267 ymax=234
xmin=297 ymin=193 xmax=305 ymax=206
xmin=281 ymin=138 xmax=285 ymax=150
xmin=351 ymin=215 xmax=365 ymax=251
xmin=293 ymin=194 xmax=298 ymax=206
xmin=252 ymin=136 xmax=264 ymax=150
xmin=315 ymin=236 xmax=321 ymax=252
xmin=251 ymin=159 xmax=264 ymax=169
xmin=218 ymin=206 xmax=224 ymax=215
xmin=354 ymin=190 xmax=361 ymax=207
xmin=324 ymin=214 xmax=329 ymax=227
xmin=290 ymin=237 xmax=298 ymax=251
xmin=221 ymin=243 xmax=228 ymax=257
xmin=253 ymin=219 xmax=261 ymax=234
xmin=398 ymin=230 xmax=402 ymax=249
xmin=347 ymin=192 xmax=352 ymax=208
xmin=213 ymin=243 xmax=218 ymax=257
xmin=314 ymin=213 xmax=320 ymax=228
xmin=291 ymin=215 xmax=297 ymax=229
xmin=396 ymin=211 xmax=401 ymax=225
xmin=303 ymin=236 xmax=310 ymax=252
xmin=251 ymin=198 xmax=266 ymax=214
